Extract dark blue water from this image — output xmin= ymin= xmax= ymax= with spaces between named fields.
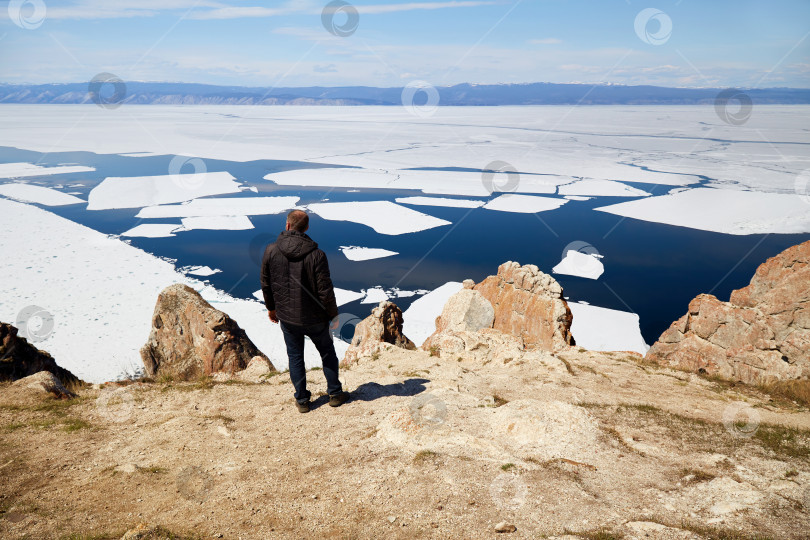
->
xmin=2 ymin=145 xmax=808 ymax=345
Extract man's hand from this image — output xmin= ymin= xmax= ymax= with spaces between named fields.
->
xmin=268 ymin=310 xmax=279 ymax=324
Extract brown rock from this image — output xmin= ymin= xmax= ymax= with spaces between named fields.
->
xmin=0 ymin=322 xmax=79 ymax=387
xmin=422 ymin=288 xmax=495 ymax=352
xmin=13 ymin=371 xmax=75 ymax=399
xmin=342 ymin=301 xmax=415 ymax=366
xmin=473 ymin=261 xmax=574 ymax=351
xmin=646 ymin=240 xmax=810 ymax=384
xmin=140 ymin=284 xmax=273 ymax=380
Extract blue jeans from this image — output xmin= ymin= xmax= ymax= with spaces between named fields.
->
xmin=279 ymin=320 xmax=343 ymax=404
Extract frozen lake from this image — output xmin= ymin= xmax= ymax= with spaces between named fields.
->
xmin=1 ymin=105 xmax=808 ymax=382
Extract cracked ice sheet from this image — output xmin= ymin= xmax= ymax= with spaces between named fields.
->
xmin=0 ymin=183 xmax=85 ymax=206
xmin=121 ymin=224 xmax=182 ymax=238
xmin=339 ymin=246 xmax=399 ymax=261
xmin=595 ymin=187 xmax=810 ymax=235
xmin=483 ymin=194 xmax=568 ymax=214
xmin=266 ymin=168 xmax=561 ymax=197
xmin=136 ymin=196 xmax=300 ymax=218
xmin=558 ymin=179 xmax=649 ymax=197
xmin=0 ymin=198 xmax=343 ymax=382
xmin=396 ymin=196 xmax=485 ymax=208
xmin=181 ymin=215 xmax=254 ymax=231
xmin=0 ymin=162 xmax=95 ymax=178
xmin=305 ymin=200 xmax=451 ymax=235
xmin=569 ymin=302 xmax=649 ymax=356
xmin=87 ymin=172 xmax=242 ymax=210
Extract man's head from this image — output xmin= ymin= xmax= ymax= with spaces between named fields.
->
xmin=286 ymin=209 xmax=309 ymax=232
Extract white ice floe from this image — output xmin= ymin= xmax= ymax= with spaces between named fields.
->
xmin=0 ymin=162 xmax=95 ymax=179
xmin=595 ymin=187 xmax=810 ymax=235
xmin=334 ymin=287 xmax=365 ymax=306
xmin=564 ymin=195 xmax=593 ymax=201
xmin=0 ymin=183 xmax=85 ymax=206
xmin=87 ymin=171 xmax=242 ymax=210
xmin=121 ymin=224 xmax=181 ymax=238
xmin=267 ymin=168 xmax=562 ymax=197
xmin=569 ymin=302 xmax=649 ymax=356
xmin=552 ymin=250 xmax=605 ymax=280
xmin=402 ymin=281 xmax=464 ymax=347
xmin=136 ymin=196 xmax=299 ymax=218
xmin=0 ymin=198 xmax=345 ymax=382
xmin=181 ymin=215 xmax=254 ymax=231
xmin=306 ymin=201 xmax=451 ymax=235
xmin=558 ymin=179 xmax=649 ymax=198
xmin=361 ymin=286 xmax=389 ymax=304
xmin=395 ymin=196 xmax=485 ymax=208
xmin=339 ymin=246 xmax=399 ymax=261
xmin=483 ymin=194 xmax=568 ymax=214
xmin=182 ymin=265 xmax=222 ymax=277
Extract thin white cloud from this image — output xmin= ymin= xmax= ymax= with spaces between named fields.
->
xmin=189 ymin=1 xmax=498 ymax=20
xmin=46 ymin=0 xmax=226 ymax=20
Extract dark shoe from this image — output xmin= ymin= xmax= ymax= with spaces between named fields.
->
xmin=328 ymin=391 xmax=350 ymax=408
xmin=296 ymin=400 xmax=311 ymax=413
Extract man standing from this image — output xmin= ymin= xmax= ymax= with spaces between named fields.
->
xmin=260 ymin=209 xmax=350 ymax=413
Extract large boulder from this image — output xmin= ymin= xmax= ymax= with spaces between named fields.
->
xmin=342 ymin=301 xmax=415 ymax=366
xmin=0 ymin=322 xmax=79 ymax=386
xmin=13 ymin=371 xmax=74 ymax=399
xmin=646 ymin=240 xmax=810 ymax=384
xmin=422 ymin=282 xmax=495 ymax=351
xmin=473 ymin=261 xmax=575 ymax=351
xmin=140 ymin=284 xmax=274 ymax=380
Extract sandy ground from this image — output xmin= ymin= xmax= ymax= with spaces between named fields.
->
xmin=1 ymin=346 xmax=809 ymax=540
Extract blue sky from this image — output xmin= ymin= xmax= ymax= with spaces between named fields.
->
xmin=1 ymin=0 xmax=809 ymax=88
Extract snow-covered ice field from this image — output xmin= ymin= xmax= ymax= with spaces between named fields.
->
xmin=1 ymin=104 xmax=808 ymax=381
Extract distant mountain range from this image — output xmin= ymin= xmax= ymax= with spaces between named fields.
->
xmin=1 ymin=82 xmax=809 ymax=106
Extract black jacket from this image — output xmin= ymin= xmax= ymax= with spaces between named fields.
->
xmin=260 ymin=230 xmax=339 ymax=326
